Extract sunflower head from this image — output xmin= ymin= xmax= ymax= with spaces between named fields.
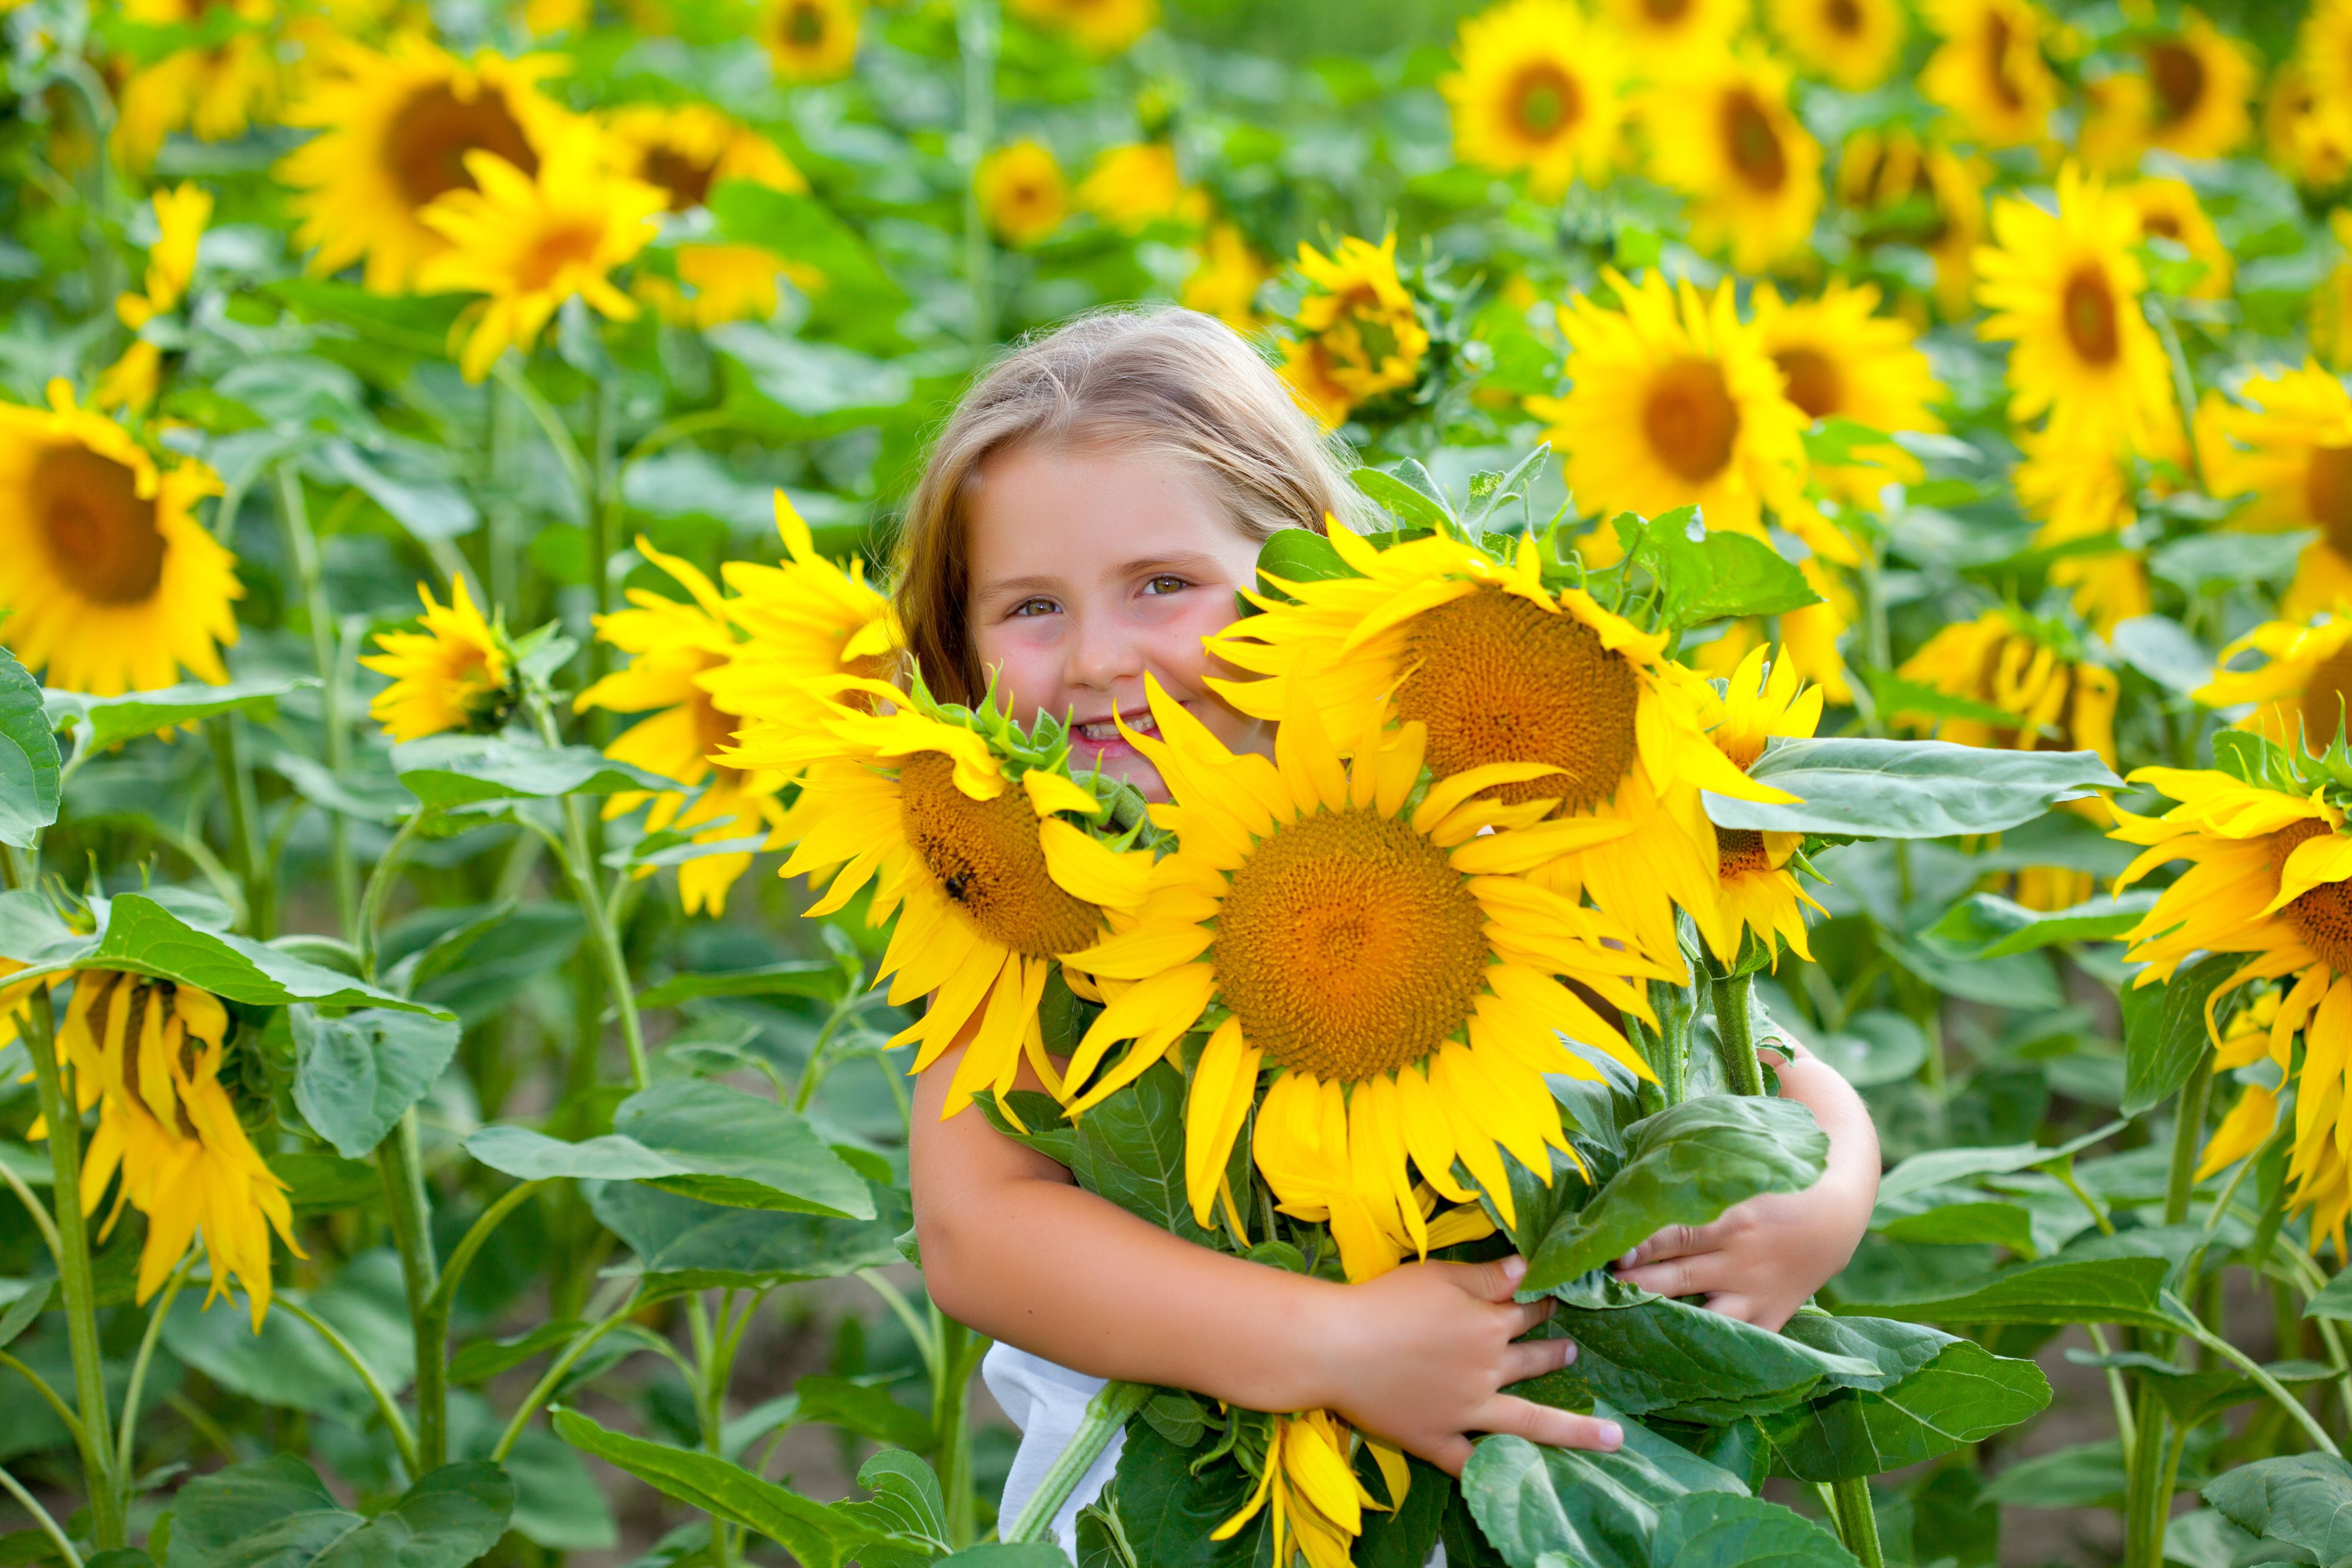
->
xmin=1276 ymin=234 xmax=1431 ymax=427
xmin=1895 ymin=606 xmax=2118 ymax=764
xmin=1769 ymin=0 xmax=1905 ymax=91
xmin=977 ymin=140 xmax=1069 ymax=248
xmin=1441 ymin=0 xmax=1629 ymax=198
xmin=1007 ymin=0 xmax=1156 ymax=56
xmin=2124 ymin=176 xmax=2233 ymax=299
xmin=1641 ymin=49 xmax=1824 ymax=275
xmin=1692 ymin=643 xmax=1827 ymax=966
xmin=2201 ymin=614 xmax=2352 ymax=757
xmin=1922 ymin=0 xmax=2056 ymax=148
xmin=360 ymin=577 xmax=517 ymax=743
xmin=606 ymin=103 xmax=806 ymax=212
xmin=1182 ymin=222 xmax=1271 ymax=331
xmin=1077 ymin=143 xmax=1206 ymax=232
xmin=760 ymin=0 xmax=860 ymax=80
xmin=1214 ymin=1411 xmax=1401 ymax=1568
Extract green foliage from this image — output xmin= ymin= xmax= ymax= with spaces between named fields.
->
xmin=162 ymin=1459 xmax=512 ymax=1568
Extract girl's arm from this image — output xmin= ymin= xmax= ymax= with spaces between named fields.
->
xmin=1611 ymin=1040 xmax=1881 ymax=1329
xmin=910 ymin=1043 xmax=1623 ymax=1473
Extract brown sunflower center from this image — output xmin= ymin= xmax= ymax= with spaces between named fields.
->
xmin=2062 ymin=266 xmax=2120 ymax=366
xmin=2147 ymin=39 xmax=2206 ymax=125
xmin=1716 ymin=825 xmax=1771 ymax=877
xmin=643 ymin=147 xmax=718 ymax=212
xmin=1394 ymin=586 xmax=1642 ymax=814
xmin=33 ymin=444 xmax=166 ymax=606
xmin=1984 ymin=15 xmax=2026 ymax=111
xmin=2304 ymin=446 xmax=2352 ymax=556
xmin=519 ymin=221 xmax=604 ymax=290
xmin=385 ymin=83 xmax=538 ymax=209
xmin=2298 ymin=645 xmax=2352 ymax=753
xmin=1825 ymin=0 xmax=1862 ymax=35
xmin=1510 ymin=61 xmax=1582 ymax=139
xmin=783 ymin=0 xmax=827 ymax=45
xmin=1213 ymin=808 xmax=1488 ymax=1081
xmin=2142 ymin=212 xmax=2183 ymax=241
xmin=2274 ymin=818 xmax=2352 ymax=973
xmin=897 ymin=751 xmax=1100 ymax=957
xmin=1642 ymin=357 xmax=1742 ymax=483
xmin=1643 ymin=0 xmax=1691 ymax=19
xmin=1722 ymin=90 xmax=1787 ymax=192
xmin=1773 ymin=346 xmax=1842 ymax=420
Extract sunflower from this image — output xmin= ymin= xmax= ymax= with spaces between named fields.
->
xmin=2124 ymin=176 xmax=2233 ymax=300
xmin=1894 ymin=607 xmax=2119 ymax=765
xmin=1007 ymin=0 xmax=1155 ymax=56
xmin=977 ymin=141 xmax=1069 ymax=249
xmin=1182 ymin=223 xmax=1270 ymax=331
xmin=1688 ymin=561 xmax=1856 ymax=708
xmin=2199 ymin=365 xmax=2352 ymax=620
xmin=1208 ymin=527 xmax=1790 ymax=984
xmin=2300 ymin=0 xmax=2352 ymax=151
xmin=98 ymin=183 xmax=214 ymax=413
xmin=1753 ymin=279 xmax=1947 ymax=504
xmin=2198 ymin=989 xmax=2284 ymax=1182
xmin=576 ymin=541 xmax=787 ymax=917
xmin=35 ymin=972 xmax=302 ymax=1327
xmin=2265 ymin=62 xmax=2351 ymax=189
xmin=1639 ymin=49 xmax=1821 ymax=275
xmin=1975 ymin=164 xmax=2174 ymax=454
xmin=2197 ymin=614 xmax=2352 ymax=757
xmin=416 ymin=119 xmax=667 ymax=382
xmin=2318 ymin=213 xmax=2352 ymax=370
xmin=2012 ymin=429 xmax=2151 ymax=633
xmin=1692 ymin=646 xmax=1826 ymax=967
xmin=607 ymin=103 xmax=806 ymax=212
xmin=1077 ymin=143 xmax=1208 ymax=233
xmin=359 ymin=578 xmax=516 ymax=743
xmin=759 ymin=0 xmax=860 ymax=81
xmin=1276 ymin=235 xmax=1431 ymax=429
xmin=1214 ymin=1411 xmax=1406 ymax=1568
xmin=1594 ymin=0 xmax=1747 ymax=54
xmin=1837 ymin=127 xmax=1989 ymax=320
xmin=1922 ymin=0 xmax=2056 ymax=148
xmin=1768 ymin=0 xmax=1904 ymax=92
xmin=1060 ymin=677 xmax=1668 ymax=1282
xmin=1528 ymin=269 xmax=1835 ymax=561
xmin=112 ymin=0 xmax=279 ymax=169
xmin=640 ymin=245 xmax=814 ymax=330
xmin=2113 ymin=767 xmax=2352 ymax=1248
xmin=2142 ymin=13 xmax=2257 ymax=159
xmin=0 ymin=383 xmax=236 ymax=696
xmin=729 ymin=698 xmax=1147 ymax=1120
xmin=278 ymin=38 xmax=573 ymax=293
xmin=1440 ymin=0 xmax=1631 ymax=200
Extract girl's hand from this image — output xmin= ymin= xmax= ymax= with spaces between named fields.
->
xmin=1611 ymin=1042 xmax=1882 ymax=1331
xmin=1312 ymin=1253 xmax=1623 ymax=1475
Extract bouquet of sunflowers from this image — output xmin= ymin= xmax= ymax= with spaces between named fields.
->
xmin=733 ymin=474 xmax=2122 ymax=1568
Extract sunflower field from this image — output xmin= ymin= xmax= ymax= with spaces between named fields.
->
xmin=19 ymin=0 xmax=2352 ymax=1564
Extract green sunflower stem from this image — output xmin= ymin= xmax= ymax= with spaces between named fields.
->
xmin=526 ymin=690 xmax=647 ymax=1091
xmin=1003 ymin=1379 xmax=1151 ymax=1547
xmin=1827 ymin=1477 xmax=1885 ymax=1568
xmin=378 ymin=1109 xmax=446 ymax=1471
xmin=1710 ymin=972 xmax=1766 ymax=1098
xmin=207 ymin=713 xmax=271 ymax=938
xmin=275 ymin=463 xmax=358 ymax=938
xmin=958 ymin=0 xmax=998 ymax=349
xmin=931 ymin=1309 xmax=989 ymax=1547
xmin=21 ymin=988 xmax=123 ymax=1550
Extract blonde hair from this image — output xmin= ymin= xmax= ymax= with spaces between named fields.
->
xmin=894 ymin=305 xmax=1362 ymax=704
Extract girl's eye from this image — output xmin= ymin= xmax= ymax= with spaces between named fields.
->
xmin=1142 ymin=574 xmax=1190 ymax=596
xmin=1009 ymin=597 xmax=1059 ymax=618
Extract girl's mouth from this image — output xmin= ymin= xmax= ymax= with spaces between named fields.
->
xmin=1074 ymin=707 xmax=1161 ymax=744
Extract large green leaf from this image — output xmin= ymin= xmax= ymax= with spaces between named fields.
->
xmin=1923 ymin=892 xmax=2157 ymax=958
xmin=2202 ymin=1453 xmax=2352 ymax=1563
xmin=162 ymin=1457 xmax=511 ymax=1568
xmin=1776 ymin=1314 xmax=1955 ymax=1395
xmin=1458 ymin=1413 xmax=1747 ymax=1568
xmin=0 ymin=646 xmax=59 ymax=850
xmin=391 ymin=737 xmax=676 ymax=808
xmin=92 ymin=894 xmax=439 ymax=1013
xmin=161 ymin=1252 xmax=414 ymax=1418
xmin=1542 ymin=1285 xmax=1877 ymax=1423
xmin=1704 ymin=739 xmax=2119 ymax=838
xmin=1758 ymin=1342 xmax=2052 ymax=1482
xmin=1646 ymin=1493 xmax=1859 ymax=1567
xmin=985 ymin=1062 xmax=1242 ymax=1249
xmin=1621 ymin=509 xmax=1820 ymax=630
xmin=1838 ymin=1256 xmax=2174 ymax=1330
xmin=1525 ymin=1096 xmax=1827 ymax=1291
xmin=1255 ymin=526 xmax=1363 ymax=593
xmin=589 ymin=1181 xmax=907 ymax=1292
xmin=1875 ymin=1120 xmax=2126 ymax=1204
xmin=636 ymin=961 xmax=847 ymax=1008
xmin=2121 ymin=952 xmax=2239 ymax=1116
xmin=550 ymin=1407 xmax=873 ymax=1568
xmin=1092 ymin=1423 xmax=1267 ymax=1568
xmin=290 ymin=1006 xmax=461 ymax=1159
xmin=1350 ymin=469 xmax=1454 ymax=530
xmin=0 ymin=888 xmax=93 ymax=969
xmin=47 ymin=677 xmax=313 ymax=755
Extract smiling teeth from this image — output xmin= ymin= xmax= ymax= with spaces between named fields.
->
xmin=1078 ymin=711 xmax=1158 ymax=741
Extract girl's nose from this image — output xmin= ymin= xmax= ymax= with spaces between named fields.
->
xmin=1069 ymin=619 xmax=1144 ymax=692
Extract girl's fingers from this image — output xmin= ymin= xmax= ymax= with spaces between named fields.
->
xmin=1476 ymin=1396 xmax=1623 ymax=1453
xmin=1617 ymin=1220 xmax=1720 ymax=1268
xmin=1503 ymin=1297 xmax=1557 ymax=1336
xmin=1700 ymin=1292 xmax=1762 ymax=1325
xmin=1501 ymin=1335 xmax=1576 ymax=1383
xmin=1616 ymin=1251 xmax=1731 ymax=1300
xmin=1428 ymin=1435 xmax=1474 ymax=1477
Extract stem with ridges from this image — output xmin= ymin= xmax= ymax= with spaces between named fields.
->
xmin=377 ymin=1110 xmax=445 ymax=1469
xmin=1710 ymin=973 xmax=1765 ymax=1098
xmin=275 ymin=464 xmax=358 ymax=937
xmin=116 ymin=1251 xmax=193 ymax=1499
xmin=1003 ymin=1379 xmax=1151 ymax=1546
xmin=1828 ymin=1477 xmax=1884 ymax=1568
xmin=525 ymin=693 xmax=647 ymax=1088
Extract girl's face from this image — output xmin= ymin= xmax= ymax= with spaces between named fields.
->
xmin=965 ymin=442 xmax=1269 ymax=801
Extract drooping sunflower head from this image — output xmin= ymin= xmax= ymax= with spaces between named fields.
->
xmin=1768 ymin=0 xmax=1905 ymax=91
xmin=1690 ymin=643 xmax=1826 ymax=965
xmin=1440 ymin=0 xmax=1631 ymax=199
xmin=976 ymin=139 xmax=1069 ymax=248
xmin=1077 ymin=143 xmax=1205 ymax=232
xmin=1894 ymin=605 xmax=2119 ymax=764
xmin=759 ymin=0 xmax=860 ymax=81
xmin=606 ymin=103 xmax=806 ymax=213
xmin=0 ymin=382 xmax=238 ymax=697
xmin=1921 ymin=0 xmax=2056 ymax=148
xmin=2200 ymin=614 xmax=2352 ymax=757
xmin=1182 ymin=222 xmax=1271 ymax=331
xmin=1278 ymin=233 xmax=1431 ymax=426
xmin=2123 ymin=176 xmax=2233 ymax=300
xmin=1007 ymin=0 xmax=1157 ymax=56
xmin=1753 ymin=279 xmax=1947 ymax=503
xmin=278 ymin=37 xmax=573 ymax=293
xmin=359 ymin=577 xmax=516 ymax=743
xmin=1639 ymin=48 xmax=1822 ymax=275
xmin=2139 ymin=12 xmax=2257 ymax=159
xmin=1214 ymin=1410 xmax=1403 ymax=1568
xmin=1594 ymin=0 xmax=1748 ymax=51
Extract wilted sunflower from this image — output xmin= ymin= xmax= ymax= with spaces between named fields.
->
xmin=1214 ymin=1410 xmax=1407 ymax=1568
xmin=1754 ymin=279 xmax=1946 ymax=504
xmin=1077 ymin=143 xmax=1207 ymax=232
xmin=1837 ymin=127 xmax=1988 ymax=320
xmin=2200 ymin=365 xmax=2352 ymax=619
xmin=1277 ymin=234 xmax=1431 ymax=429
xmin=0 ymin=382 xmax=237 ymax=696
xmin=759 ymin=0 xmax=860 ymax=81
xmin=731 ymin=698 xmax=1147 ymax=1119
xmin=1209 ymin=527 xmax=1790 ymax=983
xmin=1528 ymin=269 xmax=1835 ymax=561
xmin=1182 ymin=223 xmax=1270 ymax=331
xmin=1440 ymin=0 xmax=1630 ymax=200
xmin=1895 ymin=608 xmax=2119 ymax=763
xmin=2012 ymin=429 xmax=2151 ymax=633
xmin=1061 ymin=680 xmax=1666 ymax=1282
xmin=112 ymin=0 xmax=279 ymax=169
xmin=2123 ymin=176 xmax=2233 ymax=300
xmin=417 ymin=119 xmax=668 ymax=381
xmin=977 ymin=141 xmax=1069 ymax=249
xmin=1976 ymin=164 xmax=2174 ymax=454
xmin=98 ymin=183 xmax=213 ymax=413
xmin=1922 ymin=0 xmax=2056 ymax=148
xmin=360 ymin=579 xmax=516 ymax=742
xmin=36 ymin=972 xmax=302 ymax=1327
xmin=577 ymin=541 xmax=786 ymax=917
xmin=1639 ymin=50 xmax=1821 ymax=275
xmin=2114 ymin=767 xmax=2352 ymax=1248
xmin=1007 ymin=0 xmax=1155 ymax=56
xmin=1692 ymin=645 xmax=1826 ymax=967
xmin=2199 ymin=614 xmax=2352 ymax=755
xmin=1594 ymin=0 xmax=1746 ymax=53
xmin=1768 ymin=0 xmax=1904 ymax=91
xmin=278 ymin=38 xmax=572 ymax=293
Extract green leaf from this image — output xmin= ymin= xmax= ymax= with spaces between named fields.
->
xmin=1623 ymin=509 xmax=1820 ymax=629
xmin=1091 ymin=1423 xmax=1267 ymax=1568
xmin=92 ymin=893 xmax=438 ymax=1012
xmin=1808 ymin=1012 xmax=1929 ymax=1089
xmin=497 ymin=1426 xmax=618 ymax=1552
xmin=1648 ymin=1493 xmax=1859 ymax=1567
xmin=1776 ymin=1315 xmax=1955 ymax=1394
xmin=1541 ymin=1286 xmax=1876 ymax=1423
xmin=636 ymin=961 xmax=847 ymax=1009
xmin=985 ymin=1062 xmax=1239 ymax=1249
xmin=1707 ymin=738 xmax=2120 ymax=839
xmin=161 ymin=1252 xmax=414 ymax=1418
xmin=792 ymin=1374 xmax=932 ymax=1452
xmin=162 ymin=1457 xmax=511 ymax=1568
xmin=2108 ymin=614 xmax=2214 ymax=696
xmin=449 ymin=1322 xmax=582 ymax=1386
xmin=936 ymin=1549 xmax=1074 ymax=1567
xmin=1462 ymin=446 xmax=1552 ymax=531
xmin=2307 ymin=1269 xmax=2352 ymax=1323
xmin=1802 ymin=416 xmax=1900 ymax=468
xmin=1837 ymin=1256 xmax=2174 ymax=1331
xmin=1980 ymin=1439 xmax=2126 ymax=1510
xmin=391 ymin=737 xmax=677 ymax=808
xmin=589 ymin=1181 xmax=907 ymax=1293
xmin=1924 ymin=892 xmax=2156 ymax=958
xmin=835 ymin=1450 xmax=949 ymax=1554
xmin=550 ymin=1407 xmax=873 ymax=1568
xmin=0 ymin=1282 xmax=49 ymax=1351
xmin=1525 ymin=1096 xmax=1828 ymax=1291
xmin=0 ymin=647 xmax=59 ymax=851
xmin=2121 ymin=952 xmax=2239 ymax=1116
xmin=1255 ymin=527 xmax=1362 ymax=593
xmin=1758 ymin=1342 xmax=2052 ymax=1483
xmin=1877 ymin=1202 xmax=2039 ymax=1255
xmin=46 ymin=677 xmax=314 ymax=755
xmin=1458 ymin=1412 xmax=1748 ymax=1568
xmin=1351 ymin=467 xmax=1454 ymax=529
xmin=1865 ymin=671 xmax=2040 ymax=735
xmin=2150 ymin=529 xmax=2313 ymax=593
xmin=2202 ymin=1453 xmax=2352 ymax=1562
xmin=1876 ymin=1121 xmax=2127 ymax=1203
xmin=2066 ymin=1349 xmax=2333 ymax=1429
xmin=290 ymin=1006 xmax=460 ymax=1159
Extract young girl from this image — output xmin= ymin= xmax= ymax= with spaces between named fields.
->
xmin=898 ymin=306 xmax=1883 ymax=1548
